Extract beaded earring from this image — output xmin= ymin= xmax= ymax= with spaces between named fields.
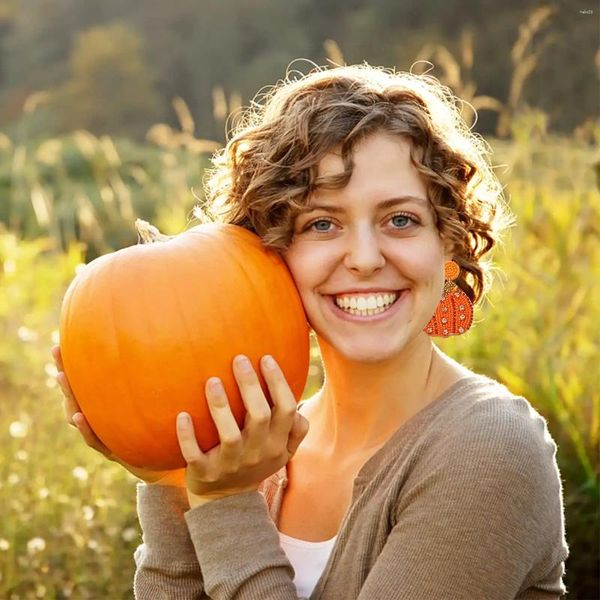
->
xmin=424 ymin=260 xmax=473 ymax=337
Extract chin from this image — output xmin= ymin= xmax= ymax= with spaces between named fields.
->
xmin=322 ymin=331 xmax=416 ymax=364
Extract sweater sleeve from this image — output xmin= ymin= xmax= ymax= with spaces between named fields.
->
xmin=184 ymin=490 xmax=299 ymax=599
xmin=357 ymin=397 xmax=569 ymax=600
xmin=133 ymin=483 xmax=205 ymax=599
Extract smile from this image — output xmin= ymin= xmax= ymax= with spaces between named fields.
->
xmin=335 ymin=292 xmax=398 ymax=315
xmin=327 ymin=290 xmax=408 ymax=321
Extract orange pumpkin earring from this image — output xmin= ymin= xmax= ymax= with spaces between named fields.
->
xmin=424 ymin=260 xmax=473 ymax=337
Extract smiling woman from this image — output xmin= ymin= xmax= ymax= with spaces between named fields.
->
xmin=54 ymin=63 xmax=569 ymax=599
xmin=284 ymin=133 xmax=447 ymax=365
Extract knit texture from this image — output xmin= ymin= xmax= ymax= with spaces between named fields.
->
xmin=134 ymin=373 xmax=569 ymax=599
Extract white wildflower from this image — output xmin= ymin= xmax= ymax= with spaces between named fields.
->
xmin=9 ymin=421 xmax=28 ymax=438
xmin=82 ymin=506 xmax=95 ymax=521
xmin=15 ymin=450 xmax=28 ymax=461
xmin=17 ymin=326 xmax=38 ymax=342
xmin=4 ymin=259 xmax=16 ymax=274
xmin=0 ymin=539 xmax=10 ymax=550
xmin=72 ymin=466 xmax=88 ymax=482
xmin=45 ymin=363 xmax=58 ymax=378
xmin=87 ymin=539 xmax=99 ymax=551
xmin=121 ymin=527 xmax=138 ymax=542
xmin=27 ymin=537 xmax=46 ymax=554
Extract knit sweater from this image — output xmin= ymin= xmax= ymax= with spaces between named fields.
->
xmin=133 ymin=374 xmax=569 ymax=599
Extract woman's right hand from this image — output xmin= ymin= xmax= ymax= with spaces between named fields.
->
xmin=51 ymin=345 xmax=185 ymax=487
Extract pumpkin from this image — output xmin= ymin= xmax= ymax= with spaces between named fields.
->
xmin=59 ymin=220 xmax=310 ymax=470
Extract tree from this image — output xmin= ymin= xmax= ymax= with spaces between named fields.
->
xmin=51 ymin=23 xmax=162 ymax=137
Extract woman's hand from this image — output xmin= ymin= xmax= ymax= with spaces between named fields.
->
xmin=176 ymin=354 xmax=310 ymax=508
xmin=51 ymin=345 xmax=185 ymax=487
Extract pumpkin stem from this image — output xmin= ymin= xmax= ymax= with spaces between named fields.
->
xmin=135 ymin=219 xmax=171 ymax=244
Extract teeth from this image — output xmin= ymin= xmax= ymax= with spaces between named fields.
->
xmin=334 ymin=292 xmax=400 ymax=316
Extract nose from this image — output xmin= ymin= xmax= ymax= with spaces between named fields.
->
xmin=343 ymin=226 xmax=386 ymax=276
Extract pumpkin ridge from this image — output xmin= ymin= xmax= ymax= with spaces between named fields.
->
xmin=160 ymin=240 xmax=219 ymax=454
xmin=108 ymin=254 xmax=143 ymax=462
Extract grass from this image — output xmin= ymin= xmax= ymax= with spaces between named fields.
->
xmin=0 ymin=125 xmax=598 ymax=598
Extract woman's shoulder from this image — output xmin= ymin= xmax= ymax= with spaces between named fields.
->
xmin=433 ymin=370 xmax=559 ymax=464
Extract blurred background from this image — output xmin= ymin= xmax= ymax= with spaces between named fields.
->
xmin=0 ymin=0 xmax=598 ymax=598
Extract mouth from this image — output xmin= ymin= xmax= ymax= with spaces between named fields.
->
xmin=326 ymin=289 xmax=409 ymax=321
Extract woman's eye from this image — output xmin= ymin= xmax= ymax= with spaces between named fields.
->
xmin=390 ymin=214 xmax=417 ymax=229
xmin=310 ymin=219 xmax=333 ymax=232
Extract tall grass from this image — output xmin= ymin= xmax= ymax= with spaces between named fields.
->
xmin=1 ymin=117 xmax=598 ymax=597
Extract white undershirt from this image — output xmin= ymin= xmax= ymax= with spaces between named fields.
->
xmin=278 ymin=531 xmax=337 ymax=599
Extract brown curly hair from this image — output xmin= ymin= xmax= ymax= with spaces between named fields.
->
xmin=199 ymin=63 xmax=512 ymax=304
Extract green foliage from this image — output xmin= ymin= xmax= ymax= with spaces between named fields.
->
xmin=0 ymin=231 xmax=141 ymax=598
xmin=1 ymin=1 xmax=597 ymax=139
xmin=50 ymin=24 xmax=162 ymax=137
xmin=0 ymin=129 xmax=210 ymax=260
xmin=0 ymin=133 xmax=598 ymax=597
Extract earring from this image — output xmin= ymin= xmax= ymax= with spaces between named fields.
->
xmin=424 ymin=260 xmax=473 ymax=337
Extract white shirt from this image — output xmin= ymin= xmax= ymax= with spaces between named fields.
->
xmin=278 ymin=531 xmax=337 ymax=599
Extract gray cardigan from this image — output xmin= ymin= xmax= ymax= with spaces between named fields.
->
xmin=133 ymin=374 xmax=569 ymax=599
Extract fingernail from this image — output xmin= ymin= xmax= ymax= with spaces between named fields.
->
xmin=208 ymin=377 xmax=223 ymax=393
xmin=177 ymin=412 xmax=190 ymax=425
xmin=235 ymin=355 xmax=252 ymax=372
xmin=262 ymin=355 xmax=276 ymax=370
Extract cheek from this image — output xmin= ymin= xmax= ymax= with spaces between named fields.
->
xmin=394 ymin=239 xmax=445 ymax=281
xmin=283 ymin=244 xmax=324 ymax=294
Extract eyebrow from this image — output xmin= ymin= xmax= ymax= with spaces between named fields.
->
xmin=300 ymin=195 xmax=430 ymax=214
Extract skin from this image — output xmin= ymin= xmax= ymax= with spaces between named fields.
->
xmin=284 ymin=132 xmax=468 ymax=458
xmin=53 ymin=131 xmax=469 ymax=509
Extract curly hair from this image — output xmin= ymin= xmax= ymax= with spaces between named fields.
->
xmin=200 ymin=63 xmax=512 ymax=304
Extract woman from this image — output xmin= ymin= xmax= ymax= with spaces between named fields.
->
xmin=52 ymin=64 xmax=569 ymax=599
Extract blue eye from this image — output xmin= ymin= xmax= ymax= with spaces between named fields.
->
xmin=390 ymin=214 xmax=417 ymax=229
xmin=310 ymin=219 xmax=333 ymax=232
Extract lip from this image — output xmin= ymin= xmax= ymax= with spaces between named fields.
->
xmin=325 ymin=289 xmax=409 ymax=323
xmin=328 ymin=288 xmax=404 ymax=296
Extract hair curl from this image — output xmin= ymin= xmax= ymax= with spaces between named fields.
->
xmin=200 ymin=63 xmax=513 ymax=304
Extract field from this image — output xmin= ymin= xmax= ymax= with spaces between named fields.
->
xmin=0 ymin=124 xmax=598 ymax=598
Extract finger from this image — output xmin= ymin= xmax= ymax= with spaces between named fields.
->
xmin=72 ymin=412 xmax=113 ymax=458
xmin=175 ymin=412 xmax=207 ymax=467
xmin=51 ymin=345 xmax=64 ymax=372
xmin=286 ymin=413 xmax=310 ymax=457
xmin=259 ymin=355 xmax=298 ymax=441
xmin=57 ymin=372 xmax=80 ymax=425
xmin=232 ymin=355 xmax=271 ymax=449
xmin=205 ymin=377 xmax=243 ymax=464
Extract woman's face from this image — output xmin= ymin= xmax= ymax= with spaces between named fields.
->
xmin=283 ymin=132 xmax=448 ymax=363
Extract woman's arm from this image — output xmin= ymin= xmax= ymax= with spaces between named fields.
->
xmin=134 ymin=483 xmax=206 ymax=600
xmin=184 ymin=491 xmax=298 ymax=599
xmin=169 ymin=354 xmax=309 ymax=599
xmin=355 ymin=399 xmax=569 ymax=600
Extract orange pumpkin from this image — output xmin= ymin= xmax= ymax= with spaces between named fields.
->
xmin=59 ymin=221 xmax=310 ymax=470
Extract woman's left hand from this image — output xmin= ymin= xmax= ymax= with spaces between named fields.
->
xmin=176 ymin=354 xmax=310 ymax=508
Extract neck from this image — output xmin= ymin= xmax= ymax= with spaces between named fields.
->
xmin=305 ymin=334 xmax=451 ymax=458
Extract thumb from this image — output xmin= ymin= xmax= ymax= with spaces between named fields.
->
xmin=286 ymin=412 xmax=310 ymax=456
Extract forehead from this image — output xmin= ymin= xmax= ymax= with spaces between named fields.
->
xmin=316 ymin=132 xmax=413 ymax=175
xmin=309 ymin=133 xmax=429 ymax=210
